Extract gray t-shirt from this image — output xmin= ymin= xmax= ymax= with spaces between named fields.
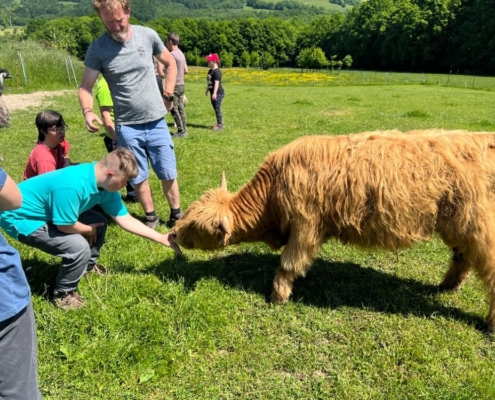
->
xmin=171 ymin=49 xmax=187 ymax=86
xmin=84 ymin=25 xmax=166 ymax=125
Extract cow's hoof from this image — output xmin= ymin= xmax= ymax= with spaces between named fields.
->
xmin=270 ymin=290 xmax=289 ymax=304
xmin=437 ymin=281 xmax=461 ymax=292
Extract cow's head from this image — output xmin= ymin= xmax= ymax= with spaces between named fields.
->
xmin=171 ymin=172 xmax=234 ymax=250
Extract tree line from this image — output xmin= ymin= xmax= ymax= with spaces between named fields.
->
xmin=11 ymin=0 xmax=495 ymax=74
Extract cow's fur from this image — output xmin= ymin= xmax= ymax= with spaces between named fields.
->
xmin=172 ymin=130 xmax=495 ymax=331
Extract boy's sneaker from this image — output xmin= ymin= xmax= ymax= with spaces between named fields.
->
xmin=52 ymin=290 xmax=85 ymax=310
xmin=166 ymin=213 xmax=183 ymax=228
xmin=86 ymin=263 xmax=107 ymax=276
xmin=145 ymin=216 xmax=160 ymax=230
xmin=213 ymin=124 xmax=224 ymax=131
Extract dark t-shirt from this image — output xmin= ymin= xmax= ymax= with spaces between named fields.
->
xmin=207 ymin=68 xmax=224 ymax=95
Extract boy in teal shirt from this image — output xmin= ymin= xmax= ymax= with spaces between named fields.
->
xmin=0 ymin=148 xmax=180 ymax=310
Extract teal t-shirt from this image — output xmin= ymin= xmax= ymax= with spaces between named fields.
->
xmin=0 ymin=163 xmax=128 ymax=240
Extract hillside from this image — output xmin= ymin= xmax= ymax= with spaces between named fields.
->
xmin=0 ymin=0 xmax=354 ymax=25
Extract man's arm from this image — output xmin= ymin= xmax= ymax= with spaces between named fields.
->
xmin=0 ymin=174 xmax=22 ymax=211
xmin=156 ymin=48 xmax=177 ymax=96
xmin=78 ymin=67 xmax=103 ymax=132
xmin=155 ymin=57 xmax=166 ymax=79
xmin=112 ymin=214 xmax=182 ymax=254
xmin=99 ymin=106 xmax=117 ymax=142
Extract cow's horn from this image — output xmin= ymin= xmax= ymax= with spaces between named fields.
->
xmin=220 ymin=171 xmax=227 ymax=190
xmin=219 ymin=216 xmax=231 ymax=235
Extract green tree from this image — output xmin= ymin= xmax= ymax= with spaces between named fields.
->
xmin=250 ymin=51 xmax=260 ymax=68
xmin=342 ymin=54 xmax=353 ymax=69
xmin=260 ymin=52 xmax=276 ymax=70
xmin=219 ymin=50 xmax=234 ymax=67
xmin=185 ymin=48 xmax=203 ymax=67
xmin=239 ymin=50 xmax=251 ymax=68
xmin=296 ymin=47 xmax=328 ymax=71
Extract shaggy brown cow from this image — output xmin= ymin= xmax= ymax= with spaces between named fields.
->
xmin=170 ymin=130 xmax=495 ymax=331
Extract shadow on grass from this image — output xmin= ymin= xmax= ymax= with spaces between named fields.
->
xmin=149 ymin=252 xmax=486 ymax=331
xmin=21 ymin=257 xmax=58 ymax=299
xmin=22 ymin=248 xmax=486 ymax=332
xmin=166 ymin=122 xmax=212 ymax=130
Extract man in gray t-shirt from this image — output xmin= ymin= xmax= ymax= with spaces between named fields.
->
xmin=166 ymin=32 xmax=188 ymax=138
xmin=78 ymin=0 xmax=182 ymax=229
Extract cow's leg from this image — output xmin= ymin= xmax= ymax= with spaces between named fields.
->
xmin=438 ymin=247 xmax=471 ymax=291
xmin=271 ymin=227 xmax=321 ymax=304
xmin=442 ymin=233 xmax=495 ymax=332
xmin=470 ymin=240 xmax=495 ymax=332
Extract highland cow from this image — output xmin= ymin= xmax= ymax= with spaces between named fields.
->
xmin=170 ymin=130 xmax=495 ymax=331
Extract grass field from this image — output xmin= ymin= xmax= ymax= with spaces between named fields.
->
xmin=259 ymin=0 xmax=350 ymax=11
xmin=2 ymin=81 xmax=495 ymax=399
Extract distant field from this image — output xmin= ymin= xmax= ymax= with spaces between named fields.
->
xmin=0 ymin=26 xmax=23 ymax=36
xmin=261 ymin=0 xmax=353 ymax=11
xmin=185 ymin=67 xmax=495 ymax=91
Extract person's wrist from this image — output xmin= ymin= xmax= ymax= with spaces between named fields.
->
xmin=83 ymin=108 xmax=93 ymax=116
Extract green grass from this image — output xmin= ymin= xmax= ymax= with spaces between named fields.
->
xmin=2 ymin=81 xmax=495 ymax=399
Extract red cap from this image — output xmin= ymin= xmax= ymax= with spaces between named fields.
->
xmin=205 ymin=53 xmax=220 ymax=63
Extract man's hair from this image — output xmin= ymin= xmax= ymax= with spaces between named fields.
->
xmin=167 ymin=32 xmax=180 ymax=46
xmin=93 ymin=0 xmax=130 ymax=14
xmin=102 ymin=147 xmax=138 ymax=180
xmin=35 ymin=110 xmax=65 ymax=142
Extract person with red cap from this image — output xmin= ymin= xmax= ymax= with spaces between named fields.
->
xmin=205 ymin=53 xmax=225 ymax=131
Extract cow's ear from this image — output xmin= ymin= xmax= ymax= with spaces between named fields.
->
xmin=218 ymin=216 xmax=231 ymax=246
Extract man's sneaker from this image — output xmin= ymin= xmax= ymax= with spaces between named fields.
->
xmin=166 ymin=213 xmax=183 ymax=228
xmin=145 ymin=216 xmax=160 ymax=230
xmin=213 ymin=124 xmax=224 ymax=131
xmin=174 ymin=131 xmax=188 ymax=138
xmin=86 ymin=263 xmax=107 ymax=276
xmin=52 ymin=290 xmax=85 ymax=310
xmin=122 ymin=192 xmax=139 ymax=203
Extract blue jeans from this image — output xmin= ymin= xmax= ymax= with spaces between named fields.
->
xmin=210 ymin=93 xmax=224 ymax=125
xmin=18 ymin=210 xmax=107 ymax=292
xmin=116 ymin=118 xmax=177 ymax=184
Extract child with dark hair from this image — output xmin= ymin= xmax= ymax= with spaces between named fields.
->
xmin=23 ymin=110 xmax=71 ymax=180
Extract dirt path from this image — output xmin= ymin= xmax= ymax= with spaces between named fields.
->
xmin=3 ymin=90 xmax=76 ymax=111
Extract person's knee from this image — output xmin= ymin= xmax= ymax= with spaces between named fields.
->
xmin=65 ymin=235 xmax=92 ymax=263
